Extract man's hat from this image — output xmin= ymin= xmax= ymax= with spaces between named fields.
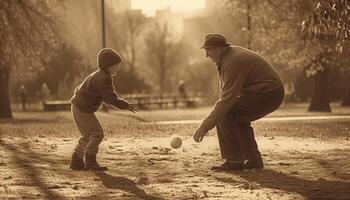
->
xmin=200 ymin=33 xmax=230 ymax=49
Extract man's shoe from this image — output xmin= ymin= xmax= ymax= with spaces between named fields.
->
xmin=244 ymin=160 xmax=264 ymax=169
xmin=211 ymin=161 xmax=244 ymax=171
xmin=69 ymin=152 xmax=84 ymax=170
xmin=245 ymin=151 xmax=264 ymax=169
xmin=84 ymin=153 xmax=108 ymax=171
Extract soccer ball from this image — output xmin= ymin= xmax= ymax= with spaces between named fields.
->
xmin=170 ymin=136 xmax=182 ymax=149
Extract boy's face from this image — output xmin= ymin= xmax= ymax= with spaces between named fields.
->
xmin=108 ymin=63 xmax=121 ymax=77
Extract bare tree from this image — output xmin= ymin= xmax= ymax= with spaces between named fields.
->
xmin=0 ymin=0 xmax=61 ymax=118
xmin=123 ymin=11 xmax=147 ymax=73
xmin=225 ymin=0 xmax=255 ymax=50
xmin=105 ymin=10 xmax=149 ymax=93
xmin=144 ymin=22 xmax=184 ymax=95
xmin=107 ymin=10 xmax=147 ymax=72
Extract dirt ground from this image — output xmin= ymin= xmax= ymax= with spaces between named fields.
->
xmin=1 ymin=134 xmax=349 ymax=199
xmin=1 ymin=107 xmax=350 ymax=199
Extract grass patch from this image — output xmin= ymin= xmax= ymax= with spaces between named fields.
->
xmin=1 ymin=104 xmax=350 ymax=139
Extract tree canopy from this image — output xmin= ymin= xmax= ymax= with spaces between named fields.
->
xmin=0 ymin=0 xmax=61 ymax=73
xmin=302 ymin=0 xmax=350 ymax=53
xmin=0 ymin=0 xmax=61 ymax=118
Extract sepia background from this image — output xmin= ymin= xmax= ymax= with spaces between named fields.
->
xmin=0 ymin=0 xmax=349 ymax=199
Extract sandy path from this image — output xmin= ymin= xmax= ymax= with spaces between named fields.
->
xmin=1 ymin=136 xmax=349 ymax=199
xmin=152 ymin=115 xmax=350 ymax=125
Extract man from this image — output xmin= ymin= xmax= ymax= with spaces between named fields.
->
xmin=178 ymin=80 xmax=187 ymax=100
xmin=193 ymin=33 xmax=284 ymax=171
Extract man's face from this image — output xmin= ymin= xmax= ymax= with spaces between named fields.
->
xmin=108 ymin=63 xmax=121 ymax=77
xmin=205 ymin=47 xmax=221 ymax=63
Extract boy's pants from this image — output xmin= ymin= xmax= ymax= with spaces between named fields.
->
xmin=71 ymin=105 xmax=104 ymax=157
xmin=217 ymin=86 xmax=284 ymax=162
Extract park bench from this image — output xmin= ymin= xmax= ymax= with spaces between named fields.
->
xmin=42 ymin=93 xmax=200 ymax=111
xmin=123 ymin=93 xmax=199 ymax=110
xmin=43 ymin=100 xmax=71 ymax=111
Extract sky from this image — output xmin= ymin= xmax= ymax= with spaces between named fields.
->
xmin=131 ymin=0 xmax=206 ymax=16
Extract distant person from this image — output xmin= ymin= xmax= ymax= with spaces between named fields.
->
xmin=193 ymin=33 xmax=284 ymax=171
xmin=178 ymin=80 xmax=187 ymax=100
xmin=40 ymin=82 xmax=50 ymax=102
xmin=18 ymin=84 xmax=27 ymax=111
xmin=69 ymin=48 xmax=137 ymax=171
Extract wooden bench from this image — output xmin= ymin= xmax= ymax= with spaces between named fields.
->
xmin=42 ymin=94 xmax=200 ymax=111
xmin=43 ymin=100 xmax=71 ymax=111
xmin=123 ymin=93 xmax=200 ymax=110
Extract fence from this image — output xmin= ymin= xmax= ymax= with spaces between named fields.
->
xmin=42 ymin=93 xmax=201 ymax=111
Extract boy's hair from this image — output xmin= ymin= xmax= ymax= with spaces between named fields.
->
xmin=97 ymin=48 xmax=122 ymax=69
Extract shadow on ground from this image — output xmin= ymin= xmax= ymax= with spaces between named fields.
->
xmin=93 ymin=171 xmax=164 ymax=200
xmin=0 ymin=118 xmax=65 ymax=125
xmin=0 ymin=140 xmax=64 ymax=199
xmin=218 ymin=169 xmax=350 ymax=200
xmin=317 ymin=158 xmax=350 ymax=181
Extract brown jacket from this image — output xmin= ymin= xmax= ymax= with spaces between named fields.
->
xmin=199 ymin=46 xmax=283 ymax=132
xmin=70 ymin=69 xmax=129 ymax=113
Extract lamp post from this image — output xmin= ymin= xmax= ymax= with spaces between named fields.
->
xmin=101 ymin=0 xmax=106 ymax=48
xmin=101 ymin=0 xmax=109 ymax=112
xmin=246 ymin=0 xmax=251 ymax=50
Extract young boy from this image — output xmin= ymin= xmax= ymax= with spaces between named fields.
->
xmin=69 ymin=48 xmax=137 ymax=171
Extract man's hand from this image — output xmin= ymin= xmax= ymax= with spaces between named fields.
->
xmin=193 ymin=128 xmax=208 ymax=143
xmin=127 ymin=104 xmax=138 ymax=113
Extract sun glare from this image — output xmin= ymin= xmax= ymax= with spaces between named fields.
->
xmin=131 ymin=0 xmax=206 ymax=16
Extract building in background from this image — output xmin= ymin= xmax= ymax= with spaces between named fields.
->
xmin=108 ymin=0 xmax=131 ymax=13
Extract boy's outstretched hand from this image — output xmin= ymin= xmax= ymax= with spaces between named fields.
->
xmin=127 ymin=104 xmax=138 ymax=113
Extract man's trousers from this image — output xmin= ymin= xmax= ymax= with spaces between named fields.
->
xmin=217 ymin=86 xmax=284 ymax=162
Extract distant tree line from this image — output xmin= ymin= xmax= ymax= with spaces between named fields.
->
xmin=1 ymin=0 xmax=349 ymax=119
xmin=224 ymin=0 xmax=349 ymax=111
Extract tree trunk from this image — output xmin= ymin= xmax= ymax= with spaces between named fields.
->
xmin=341 ymin=74 xmax=350 ymax=106
xmin=308 ymin=68 xmax=332 ymax=112
xmin=0 ymin=66 xmax=13 ymax=119
xmin=246 ymin=0 xmax=252 ymax=50
xmin=130 ymin=34 xmax=136 ymax=73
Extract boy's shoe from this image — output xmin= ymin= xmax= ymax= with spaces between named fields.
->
xmin=211 ymin=161 xmax=244 ymax=171
xmin=84 ymin=153 xmax=108 ymax=171
xmin=70 ymin=152 xmax=84 ymax=170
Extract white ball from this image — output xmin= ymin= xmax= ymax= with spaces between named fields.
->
xmin=170 ymin=136 xmax=182 ymax=149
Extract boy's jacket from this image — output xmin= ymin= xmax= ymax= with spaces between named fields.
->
xmin=71 ymin=69 xmax=128 ymax=113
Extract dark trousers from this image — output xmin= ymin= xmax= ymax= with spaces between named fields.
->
xmin=217 ymin=86 xmax=284 ymax=162
xmin=71 ymin=105 xmax=104 ymax=157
